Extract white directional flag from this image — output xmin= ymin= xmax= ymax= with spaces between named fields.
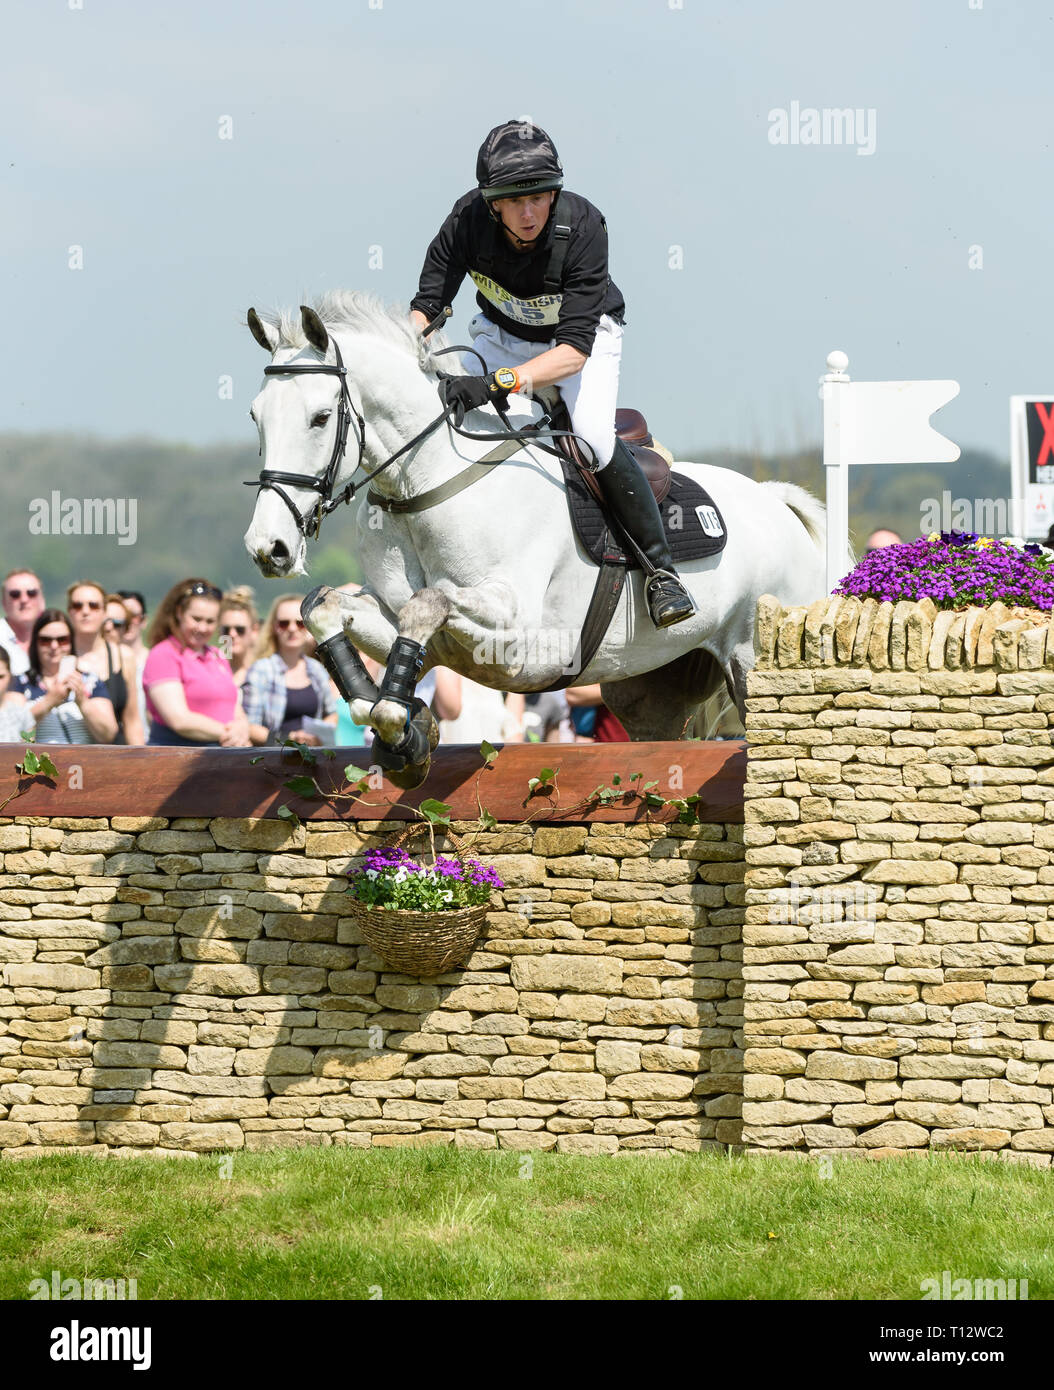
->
xmin=840 ymin=380 xmax=960 ymax=467
xmin=821 ymin=352 xmax=960 ymax=594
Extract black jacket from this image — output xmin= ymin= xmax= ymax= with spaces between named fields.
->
xmin=410 ymin=189 xmax=625 ymax=355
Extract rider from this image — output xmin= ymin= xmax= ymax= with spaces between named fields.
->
xmin=409 ymin=120 xmax=696 ymax=629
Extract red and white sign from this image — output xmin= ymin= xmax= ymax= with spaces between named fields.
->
xmin=1011 ymin=397 xmax=1054 ymax=540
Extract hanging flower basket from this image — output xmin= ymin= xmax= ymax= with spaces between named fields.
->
xmin=345 ymin=824 xmax=504 ymax=976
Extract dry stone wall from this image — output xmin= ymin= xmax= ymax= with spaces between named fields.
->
xmin=743 ymin=594 xmax=1054 ymax=1164
xmin=0 ymin=817 xmax=744 ymax=1157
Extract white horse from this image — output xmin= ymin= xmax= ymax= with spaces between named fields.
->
xmin=243 ymin=292 xmax=827 ymax=784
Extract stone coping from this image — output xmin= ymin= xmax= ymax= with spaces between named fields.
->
xmin=754 ymin=596 xmax=1054 ymax=673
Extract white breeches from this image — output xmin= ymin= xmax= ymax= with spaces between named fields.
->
xmin=465 ymin=312 xmax=624 ymax=470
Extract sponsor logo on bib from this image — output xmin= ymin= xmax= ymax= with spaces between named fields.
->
xmin=469 ymin=270 xmax=562 ymax=327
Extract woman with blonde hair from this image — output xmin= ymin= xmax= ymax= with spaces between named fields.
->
xmin=218 ymin=586 xmax=261 ymax=688
xmin=142 ymin=578 xmax=249 ymax=747
xmin=243 ymin=594 xmax=337 ymax=746
xmin=67 ymin=579 xmax=144 ymax=745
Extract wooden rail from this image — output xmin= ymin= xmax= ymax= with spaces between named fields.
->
xmin=0 ymin=741 xmax=746 ymax=824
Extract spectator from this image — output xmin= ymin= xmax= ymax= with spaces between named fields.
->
xmin=243 ymin=595 xmax=338 ymax=746
xmin=219 ymin=587 xmax=261 ymax=688
xmin=864 ymin=529 xmax=902 ymax=553
xmin=0 ymin=570 xmax=45 ymax=678
xmin=438 ymin=675 xmax=521 ymax=745
xmin=570 ymin=703 xmax=598 ymax=740
xmin=564 ymin=684 xmax=630 ymax=741
xmin=103 ymin=594 xmax=131 ymax=641
xmin=16 ymin=610 xmax=118 ymax=744
xmin=521 ymin=690 xmax=571 ymax=742
xmin=115 ymin=589 xmax=150 ymax=735
xmin=68 ymin=580 xmax=144 ymax=746
xmin=0 ymin=645 xmax=33 ymax=743
xmin=143 ymin=579 xmax=249 ymax=747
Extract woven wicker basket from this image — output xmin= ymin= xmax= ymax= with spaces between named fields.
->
xmin=347 ymin=825 xmax=492 ymax=975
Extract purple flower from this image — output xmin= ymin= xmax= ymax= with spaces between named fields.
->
xmin=833 ymin=533 xmax=1054 ymax=612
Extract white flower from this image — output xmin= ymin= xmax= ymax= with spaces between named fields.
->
xmin=393 ymin=868 xmax=407 ymax=882
xmin=364 ymin=869 xmax=378 ymax=880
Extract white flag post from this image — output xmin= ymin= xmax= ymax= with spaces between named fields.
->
xmin=821 ymin=351 xmax=961 ymax=595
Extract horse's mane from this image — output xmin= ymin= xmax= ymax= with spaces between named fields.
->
xmin=256 ymin=290 xmax=461 ymax=376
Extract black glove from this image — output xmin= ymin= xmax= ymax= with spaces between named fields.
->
xmin=438 ymin=373 xmax=510 ymax=427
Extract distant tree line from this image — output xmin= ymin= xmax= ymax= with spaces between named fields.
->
xmin=0 ymin=431 xmax=1011 ymax=610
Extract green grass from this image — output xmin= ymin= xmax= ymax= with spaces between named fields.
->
xmin=0 ymin=1149 xmax=1048 ymax=1301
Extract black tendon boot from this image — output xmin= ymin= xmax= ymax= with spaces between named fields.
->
xmin=595 ymin=437 xmax=696 ymax=628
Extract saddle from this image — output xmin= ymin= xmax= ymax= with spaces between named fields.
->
xmin=555 ymin=399 xmax=673 ymax=503
xmin=539 ymin=390 xmax=728 ymax=570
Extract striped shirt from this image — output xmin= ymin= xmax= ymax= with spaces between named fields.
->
xmin=17 ymin=674 xmax=114 ymax=744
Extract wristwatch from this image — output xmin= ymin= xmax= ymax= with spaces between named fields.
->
xmin=490 ymin=367 xmax=520 ymax=394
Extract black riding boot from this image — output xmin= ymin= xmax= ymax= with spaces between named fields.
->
xmin=596 ymin=437 xmax=696 ymax=628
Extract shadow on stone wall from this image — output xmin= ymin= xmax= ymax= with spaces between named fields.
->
xmin=0 ymin=816 xmax=745 ymax=1157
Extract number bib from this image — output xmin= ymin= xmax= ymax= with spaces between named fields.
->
xmin=468 ymin=270 xmax=562 ymax=328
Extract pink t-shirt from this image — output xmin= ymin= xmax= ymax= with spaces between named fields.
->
xmin=143 ymin=636 xmax=238 ymax=726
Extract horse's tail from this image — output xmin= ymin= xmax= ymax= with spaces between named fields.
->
xmin=760 ymin=480 xmax=853 ymax=564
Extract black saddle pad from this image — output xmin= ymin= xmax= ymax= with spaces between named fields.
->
xmin=560 ymin=455 xmax=728 ymax=569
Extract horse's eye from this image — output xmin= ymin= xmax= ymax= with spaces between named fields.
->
xmin=310 ymin=411 xmax=331 ymax=429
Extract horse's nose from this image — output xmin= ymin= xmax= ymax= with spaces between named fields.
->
xmin=270 ymin=538 xmax=291 ymax=565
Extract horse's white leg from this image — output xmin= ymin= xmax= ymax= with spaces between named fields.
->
xmin=431 ymin=577 xmax=520 ymax=636
xmin=370 ymin=587 xmax=453 ymax=744
xmin=301 ymin=585 xmax=399 ymax=727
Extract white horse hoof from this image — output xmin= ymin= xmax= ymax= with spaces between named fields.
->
xmin=371 ymin=697 xmax=410 ymax=744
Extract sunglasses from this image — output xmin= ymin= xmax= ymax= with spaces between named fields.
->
xmin=5 ymin=588 xmax=40 ymax=600
xmin=70 ymin=599 xmax=103 ymax=611
xmin=276 ymin=618 xmax=306 ymax=631
xmin=104 ymin=617 xmax=127 ymax=630
xmin=39 ymin=633 xmax=72 ymax=647
xmin=183 ymin=582 xmax=223 ymax=601
xmin=221 ymin=624 xmax=248 ymax=636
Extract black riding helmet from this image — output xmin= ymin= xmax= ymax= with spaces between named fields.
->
xmin=476 ymin=121 xmax=563 ymax=202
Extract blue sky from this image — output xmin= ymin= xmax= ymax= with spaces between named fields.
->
xmin=4 ymin=0 xmax=1051 ymax=459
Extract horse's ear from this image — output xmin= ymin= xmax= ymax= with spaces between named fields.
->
xmin=301 ymin=305 xmax=329 ymax=355
xmin=247 ymin=308 xmax=278 ymax=353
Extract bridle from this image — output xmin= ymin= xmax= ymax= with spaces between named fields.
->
xmin=243 ymin=339 xmax=367 ymax=541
